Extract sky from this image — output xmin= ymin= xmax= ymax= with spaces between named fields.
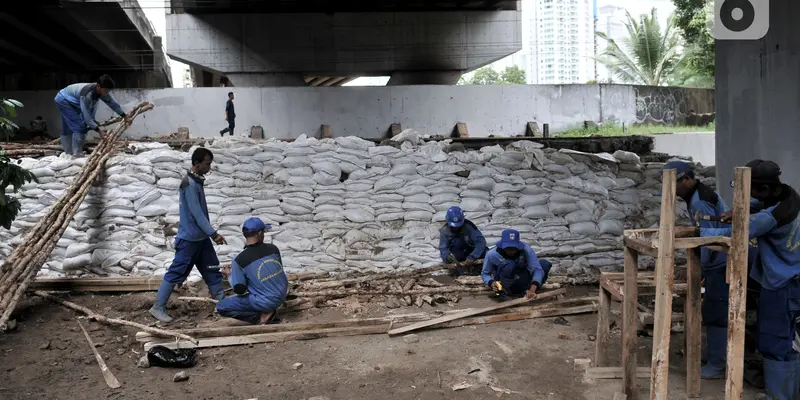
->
xmin=135 ymin=0 xmax=676 ymax=88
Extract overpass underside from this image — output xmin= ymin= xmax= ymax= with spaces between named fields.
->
xmin=167 ymin=0 xmax=522 ymax=87
xmin=0 ymin=1 xmax=171 ymax=91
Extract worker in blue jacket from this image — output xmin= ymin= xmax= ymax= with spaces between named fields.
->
xmin=481 ymin=229 xmax=552 ymax=299
xmin=150 ymin=148 xmax=228 ymax=323
xmin=217 ymin=217 xmax=288 ymax=325
xmin=665 ymin=160 xmax=731 ymax=379
xmin=439 ymin=206 xmax=487 ymax=275
xmin=701 ymin=160 xmax=800 ymax=399
xmin=53 ymin=75 xmax=130 ymax=156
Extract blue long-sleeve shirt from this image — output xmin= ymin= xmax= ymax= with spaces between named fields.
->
xmin=176 ymin=172 xmax=217 ymax=242
xmin=684 ymin=182 xmax=729 ymax=270
xmin=701 ymin=185 xmax=800 ymax=290
xmin=229 ymin=243 xmax=288 ymax=311
xmin=439 ymin=220 xmax=487 ymax=262
xmin=56 ymin=83 xmax=125 ymax=131
xmin=481 ymin=243 xmax=544 ymax=287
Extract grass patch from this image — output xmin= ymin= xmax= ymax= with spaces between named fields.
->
xmin=556 ymin=122 xmax=715 ymax=137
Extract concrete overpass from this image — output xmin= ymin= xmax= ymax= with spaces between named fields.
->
xmin=0 ymin=0 xmax=171 ymax=90
xmin=715 ymin=0 xmax=800 ymax=201
xmin=166 ymin=0 xmax=522 ymax=87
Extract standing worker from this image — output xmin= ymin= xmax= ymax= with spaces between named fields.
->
xmin=439 ymin=206 xmax=487 ymax=275
xmin=217 ymin=217 xmax=287 ymax=325
xmin=150 ymin=148 xmax=228 ymax=323
xmin=219 ymin=91 xmax=235 ymax=136
xmin=481 ymin=229 xmax=552 ymax=299
xmin=54 ymin=75 xmax=131 ymax=156
xmin=701 ymin=160 xmax=800 ymax=399
xmin=664 ymin=160 xmax=731 ymax=379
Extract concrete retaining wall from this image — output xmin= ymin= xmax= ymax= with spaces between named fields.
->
xmin=652 ymin=132 xmax=716 ymax=166
xmin=2 ymin=84 xmax=713 ymax=140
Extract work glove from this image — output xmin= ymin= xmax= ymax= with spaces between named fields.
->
xmin=465 ymin=256 xmax=476 ymax=263
xmin=445 ymin=253 xmax=457 ymax=264
xmin=488 ymin=280 xmax=500 ymax=291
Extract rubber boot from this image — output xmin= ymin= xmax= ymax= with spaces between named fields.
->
xmin=149 ymin=280 xmax=175 ymax=323
xmin=763 ymin=358 xmax=800 ymax=400
xmin=208 ymin=282 xmax=225 ymax=301
xmin=701 ymin=326 xmax=727 ymax=379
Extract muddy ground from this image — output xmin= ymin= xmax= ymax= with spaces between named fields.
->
xmin=0 ymin=285 xmax=758 ymax=400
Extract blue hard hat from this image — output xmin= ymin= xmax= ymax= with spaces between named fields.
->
xmin=496 ymin=229 xmax=523 ymax=250
xmin=242 ymin=217 xmax=271 ymax=233
xmin=663 ymin=160 xmax=694 ymax=180
xmin=445 ymin=206 xmax=465 ymax=228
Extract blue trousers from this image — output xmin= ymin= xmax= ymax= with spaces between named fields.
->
xmin=497 ymin=259 xmax=552 ymax=296
xmin=703 ymin=266 xmax=729 ymax=327
xmin=757 ymin=278 xmax=800 ymax=362
xmin=154 ymin=238 xmax=223 ymax=307
xmin=216 ymin=295 xmax=281 ymax=325
xmin=452 ymin=247 xmax=487 ymax=262
xmin=54 ymin=93 xmax=88 ymax=155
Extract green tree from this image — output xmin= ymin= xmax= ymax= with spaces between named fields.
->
xmin=673 ymin=0 xmax=714 ymax=82
xmin=467 ymin=67 xmax=501 ymax=85
xmin=594 ymin=8 xmax=683 ymax=86
xmin=0 ymin=98 xmax=37 ymax=229
xmin=500 ymin=65 xmax=526 ymax=84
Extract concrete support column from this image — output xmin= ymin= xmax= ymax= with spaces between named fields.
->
xmin=225 ymin=73 xmax=307 ymax=87
xmin=386 ymin=70 xmax=463 ymax=86
xmin=715 ymin=0 xmax=800 ymax=201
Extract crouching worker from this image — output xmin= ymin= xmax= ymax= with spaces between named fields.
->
xmin=217 ymin=217 xmax=288 ymax=325
xmin=481 ymin=229 xmax=552 ymax=299
xmin=439 ymin=206 xmax=487 ymax=275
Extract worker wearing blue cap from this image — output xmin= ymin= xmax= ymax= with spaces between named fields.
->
xmin=701 ymin=160 xmax=800 ymax=398
xmin=439 ymin=206 xmax=487 ymax=274
xmin=664 ymin=160 xmax=732 ymax=379
xmin=481 ymin=229 xmax=552 ymax=298
xmin=150 ymin=148 xmax=228 ymax=323
xmin=217 ymin=217 xmax=288 ymax=325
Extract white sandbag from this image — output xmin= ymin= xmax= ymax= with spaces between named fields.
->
xmin=63 ymin=253 xmax=92 ymax=270
xmin=598 ymin=220 xmax=624 ymax=235
xmin=459 ymin=198 xmax=492 ymax=212
xmin=519 ymin=194 xmax=550 ymax=207
xmin=404 ymin=211 xmax=434 ymax=222
xmin=522 ymin=205 xmax=553 ymax=218
xmin=374 ymin=176 xmax=406 ymax=192
xmin=569 ymin=222 xmax=600 ymax=236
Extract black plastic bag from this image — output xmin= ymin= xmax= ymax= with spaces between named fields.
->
xmin=147 ymin=345 xmax=198 ymax=368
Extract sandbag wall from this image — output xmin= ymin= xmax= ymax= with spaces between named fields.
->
xmin=0 ymin=135 xmax=714 ymax=284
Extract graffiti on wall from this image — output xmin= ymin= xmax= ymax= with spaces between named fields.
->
xmin=633 ymin=85 xmax=715 ymax=126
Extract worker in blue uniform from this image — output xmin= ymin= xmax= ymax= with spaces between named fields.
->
xmin=54 ymin=75 xmax=130 ymax=156
xmin=481 ymin=229 xmax=552 ymax=299
xmin=439 ymin=206 xmax=487 ymax=275
xmin=217 ymin=217 xmax=288 ymax=325
xmin=665 ymin=160 xmax=731 ymax=379
xmin=701 ymin=160 xmax=800 ymax=399
xmin=150 ymin=148 xmax=228 ymax=323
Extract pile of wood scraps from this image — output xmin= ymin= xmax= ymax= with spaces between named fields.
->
xmin=136 ymin=287 xmax=595 ymax=350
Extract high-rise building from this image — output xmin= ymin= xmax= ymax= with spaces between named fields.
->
xmin=530 ymin=0 xmax=596 ymax=84
xmin=595 ymin=5 xmax=628 ymax=83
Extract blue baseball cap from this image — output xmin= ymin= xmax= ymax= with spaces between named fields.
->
xmin=496 ymin=229 xmax=524 ymax=250
xmin=242 ymin=217 xmax=271 ymax=233
xmin=663 ymin=160 xmax=694 ymax=180
xmin=445 ymin=206 xmax=465 ymax=228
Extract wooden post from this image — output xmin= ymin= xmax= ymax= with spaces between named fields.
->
xmin=543 ymin=123 xmax=550 ymax=138
xmin=595 ymin=286 xmax=612 ymax=367
xmin=452 ymin=122 xmax=469 ymax=138
xmin=724 ymin=167 xmax=751 ymax=399
xmin=525 ymin=121 xmax=541 ymax=137
xmin=320 ymin=124 xmax=333 ymax=139
xmin=650 ymin=168 xmax=677 ymax=400
xmin=388 ymin=123 xmax=402 ymax=138
xmin=622 ymin=247 xmax=640 ymax=399
xmin=685 ymin=248 xmax=702 ymax=398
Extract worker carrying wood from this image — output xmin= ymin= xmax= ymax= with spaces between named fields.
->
xmin=150 ymin=148 xmax=228 ymax=323
xmin=664 ymin=160 xmax=732 ymax=379
xmin=217 ymin=217 xmax=287 ymax=325
xmin=53 ymin=75 xmax=131 ymax=156
xmin=439 ymin=206 xmax=487 ymax=276
xmin=480 ymin=229 xmax=552 ymax=300
xmin=701 ymin=160 xmax=800 ymax=399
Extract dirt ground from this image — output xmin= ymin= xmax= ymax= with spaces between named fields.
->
xmin=0 ymin=286 xmax=760 ymax=400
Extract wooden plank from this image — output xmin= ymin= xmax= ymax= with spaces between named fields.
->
xmin=673 ymin=236 xmax=731 ymax=250
xmin=595 ymin=286 xmax=612 ymax=367
xmin=685 ymin=248 xmax=702 ymax=398
xmin=650 ymin=168 xmax=677 ymax=400
xmin=638 ymin=312 xmax=685 ymax=326
xmin=600 ymin=275 xmax=624 ymax=301
xmin=622 ymin=246 xmax=640 ymax=399
xmin=724 ymin=167 xmax=751 ymax=399
xmin=586 ymin=367 xmax=650 ymax=379
xmin=386 ymin=288 xmax=566 ymax=336
xmin=144 ymin=301 xmax=595 ymax=350
xmin=77 ymin=319 xmax=121 ymax=389
xmin=623 ymin=237 xmax=658 ymax=257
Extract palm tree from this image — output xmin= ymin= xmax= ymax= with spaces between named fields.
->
xmin=594 ymin=8 xmax=683 ymax=86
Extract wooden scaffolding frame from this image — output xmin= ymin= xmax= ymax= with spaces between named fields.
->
xmin=594 ymin=167 xmax=752 ymax=399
